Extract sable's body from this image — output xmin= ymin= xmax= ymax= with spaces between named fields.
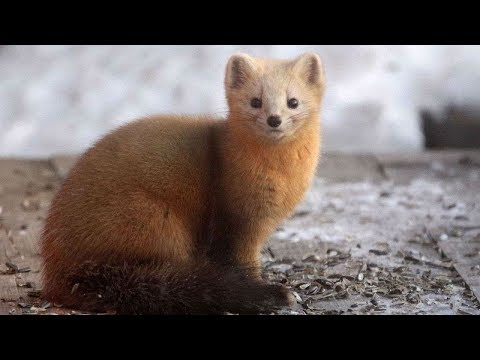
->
xmin=213 ymin=115 xmax=320 ymax=265
xmin=41 ymin=53 xmax=325 ymax=314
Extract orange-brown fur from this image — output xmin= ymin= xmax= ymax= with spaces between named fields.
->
xmin=41 ymin=52 xmax=325 ymax=313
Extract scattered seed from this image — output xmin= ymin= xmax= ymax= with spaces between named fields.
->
xmin=327 ymin=273 xmax=343 ymax=279
xmin=28 ymin=290 xmax=42 ymax=298
xmin=443 ymin=203 xmax=456 ymax=210
xmin=379 ymin=191 xmax=391 ymax=198
xmin=335 ymin=290 xmax=348 ymax=299
xmin=315 ymin=277 xmax=334 ymax=288
xmin=327 ymin=249 xmax=338 ymax=257
xmin=389 ymin=288 xmax=404 ymax=295
xmin=299 ymin=283 xmax=310 ymax=290
xmin=266 ymin=247 xmax=275 ymax=259
xmin=302 ymin=254 xmax=321 ymax=262
xmin=29 ymin=306 xmax=47 ymax=313
xmin=40 ymin=302 xmax=52 ymax=309
xmin=317 ymin=291 xmax=336 ymax=300
xmin=70 ymin=283 xmax=79 ymax=294
xmin=449 ymin=229 xmax=464 ymax=237
xmin=369 ymin=249 xmax=389 ymax=256
xmin=269 ymin=264 xmax=293 ymax=273
xmin=292 ymin=292 xmax=302 ymax=303
xmin=293 ymin=210 xmax=310 ymax=217
xmin=404 ymin=253 xmax=453 ymax=270
xmin=5 ymin=262 xmax=19 ymax=272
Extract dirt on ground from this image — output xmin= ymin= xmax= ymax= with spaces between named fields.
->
xmin=1 ymin=151 xmax=480 ymax=315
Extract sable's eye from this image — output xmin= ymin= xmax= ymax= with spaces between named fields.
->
xmin=250 ymin=98 xmax=262 ymax=108
xmin=287 ymin=98 xmax=299 ymax=109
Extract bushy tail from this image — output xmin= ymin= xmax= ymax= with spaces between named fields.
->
xmin=64 ymin=260 xmax=293 ymax=314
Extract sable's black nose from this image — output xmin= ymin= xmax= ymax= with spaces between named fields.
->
xmin=267 ymin=115 xmax=282 ymax=128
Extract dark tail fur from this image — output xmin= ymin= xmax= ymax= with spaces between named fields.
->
xmin=65 ymin=260 xmax=293 ymax=314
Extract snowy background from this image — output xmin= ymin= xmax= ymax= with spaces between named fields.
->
xmin=1 ymin=45 xmax=479 ymax=158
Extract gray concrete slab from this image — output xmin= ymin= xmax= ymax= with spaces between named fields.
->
xmin=1 ymin=151 xmax=479 ymax=315
xmin=317 ymin=153 xmax=386 ymax=183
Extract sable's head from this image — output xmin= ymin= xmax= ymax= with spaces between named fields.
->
xmin=224 ymin=52 xmax=325 ymax=141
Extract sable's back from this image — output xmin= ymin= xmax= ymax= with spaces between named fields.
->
xmin=61 ymin=116 xmax=221 ymax=195
xmin=41 ymin=115 xmax=222 ymax=257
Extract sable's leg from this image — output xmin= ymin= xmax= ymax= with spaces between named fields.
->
xmin=231 ymin=234 xmax=264 ymax=277
xmin=209 ymin=211 xmax=265 ymax=272
xmin=208 ymin=211 xmax=295 ymax=307
xmin=224 ymin=234 xmax=294 ymax=307
xmin=235 ymin=235 xmax=295 ymax=307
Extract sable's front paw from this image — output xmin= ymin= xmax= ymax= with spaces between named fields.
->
xmin=265 ymin=283 xmax=296 ymax=308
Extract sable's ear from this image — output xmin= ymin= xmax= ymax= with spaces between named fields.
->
xmin=292 ymin=52 xmax=325 ymax=87
xmin=225 ymin=53 xmax=257 ymax=89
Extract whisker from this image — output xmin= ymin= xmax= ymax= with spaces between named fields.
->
xmin=288 ymin=110 xmax=315 ymax=122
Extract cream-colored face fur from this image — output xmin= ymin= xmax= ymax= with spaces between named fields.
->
xmin=225 ymin=52 xmax=325 ymax=142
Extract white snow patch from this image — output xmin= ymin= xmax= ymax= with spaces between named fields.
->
xmin=1 ymin=45 xmax=480 ymax=157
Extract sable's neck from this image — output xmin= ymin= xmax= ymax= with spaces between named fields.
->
xmin=222 ymin=113 xmax=321 ymax=156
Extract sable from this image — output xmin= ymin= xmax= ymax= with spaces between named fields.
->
xmin=41 ymin=52 xmax=325 ymax=314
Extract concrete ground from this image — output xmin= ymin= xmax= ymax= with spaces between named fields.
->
xmin=1 ymin=150 xmax=479 ymax=315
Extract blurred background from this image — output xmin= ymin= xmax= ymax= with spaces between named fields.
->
xmin=1 ymin=45 xmax=479 ymax=158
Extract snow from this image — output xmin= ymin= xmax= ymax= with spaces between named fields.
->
xmin=1 ymin=45 xmax=480 ymax=157
xmin=272 ymin=175 xmax=473 ymax=244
